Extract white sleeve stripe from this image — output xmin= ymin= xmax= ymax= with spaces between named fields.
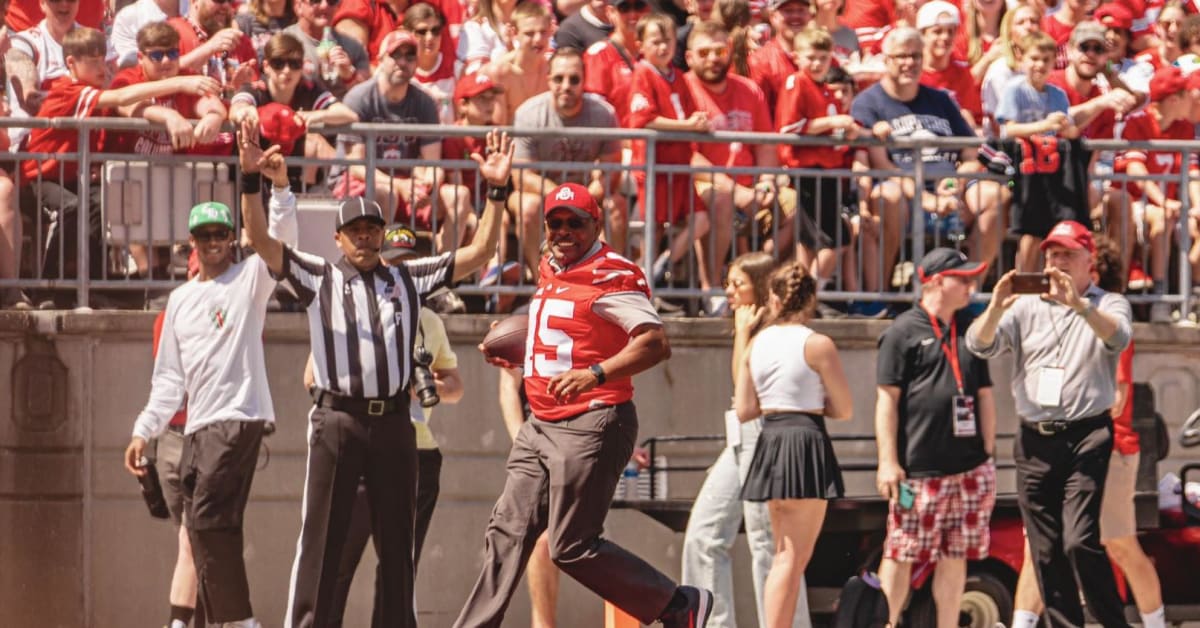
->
xmin=75 ymin=87 xmax=99 ymax=118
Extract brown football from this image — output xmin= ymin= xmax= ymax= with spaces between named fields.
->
xmin=480 ymin=314 xmax=528 ymax=365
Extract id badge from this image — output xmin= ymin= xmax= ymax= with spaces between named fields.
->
xmin=952 ymin=395 xmax=977 ymax=437
xmin=724 ymin=409 xmax=742 ymax=448
xmin=1035 ymin=366 xmax=1066 ymax=407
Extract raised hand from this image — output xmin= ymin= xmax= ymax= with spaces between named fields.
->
xmin=471 ymin=129 xmax=515 ymax=187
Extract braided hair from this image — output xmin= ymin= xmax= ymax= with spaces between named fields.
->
xmin=769 ymin=260 xmax=817 ymax=324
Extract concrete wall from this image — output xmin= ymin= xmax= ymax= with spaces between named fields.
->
xmin=1 ymin=312 xmax=1198 ymax=628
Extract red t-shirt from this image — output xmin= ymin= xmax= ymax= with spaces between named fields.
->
xmin=921 ymin=59 xmax=983 ymax=122
xmin=842 ymin=0 xmax=897 ymax=54
xmin=6 ymin=0 xmax=105 ymax=32
xmin=524 ymin=244 xmax=650 ymax=420
xmin=584 ymin=40 xmax=637 ymax=127
xmin=1112 ymin=342 xmax=1138 ymax=455
xmin=441 ymin=131 xmax=485 ymax=191
xmin=153 ymin=310 xmax=189 ymax=429
xmin=776 ymin=70 xmax=848 ymax=169
xmin=169 ymin=17 xmax=258 ymax=85
xmin=333 ymin=0 xmax=399 ymax=62
xmin=628 ymin=61 xmax=698 ymax=167
xmin=1047 ymin=70 xmax=1116 ymax=140
xmin=748 ymin=38 xmax=797 ymax=119
xmin=21 ymin=75 xmax=108 ymax=182
xmin=1042 ymin=15 xmax=1075 ymax=70
xmin=686 ymin=72 xmax=773 ymax=185
xmin=1114 ymin=108 xmax=1197 ymax=200
xmin=104 ymin=66 xmax=203 ymax=156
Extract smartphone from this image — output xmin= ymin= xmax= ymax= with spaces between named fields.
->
xmin=1011 ymin=272 xmax=1050 ymax=294
xmin=898 ymin=482 xmax=915 ymax=509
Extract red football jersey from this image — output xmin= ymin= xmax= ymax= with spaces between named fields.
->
xmin=685 ymin=72 xmax=773 ymax=186
xmin=1114 ymin=108 xmax=1197 ymax=200
xmin=21 ymin=76 xmax=108 ymax=182
xmin=842 ymin=0 xmax=897 ymax=55
xmin=169 ymin=17 xmax=259 ymax=87
xmin=1113 ymin=342 xmax=1138 ymax=455
xmin=628 ymin=60 xmax=698 ymax=166
xmin=333 ymin=0 xmax=399 ymax=61
xmin=748 ymin=38 xmax=797 ymax=119
xmin=1042 ymin=15 xmax=1075 ymax=70
xmin=775 ymin=70 xmax=847 ymax=169
xmin=584 ymin=40 xmax=636 ymax=126
xmin=921 ymin=60 xmax=982 ymax=123
xmin=442 ymin=130 xmax=485 ymax=191
xmin=523 ymin=244 xmax=651 ymax=420
xmin=1047 ymin=70 xmax=1116 ymax=140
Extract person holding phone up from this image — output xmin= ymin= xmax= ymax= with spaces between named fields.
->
xmin=966 ymin=220 xmax=1133 ymax=628
xmin=874 ymin=248 xmax=998 ymax=628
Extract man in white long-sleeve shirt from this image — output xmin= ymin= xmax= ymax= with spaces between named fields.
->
xmin=123 ymin=149 xmax=297 ymax=628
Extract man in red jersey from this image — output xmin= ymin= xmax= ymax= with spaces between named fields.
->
xmin=584 ymin=0 xmax=650 ymax=126
xmin=170 ymin=0 xmax=258 ymax=94
xmin=1042 ymin=0 xmax=1089 ymax=69
xmin=455 ymin=183 xmax=714 ymax=628
xmin=748 ymin=0 xmax=810 ymax=117
xmin=917 ymin=0 xmax=983 ymax=129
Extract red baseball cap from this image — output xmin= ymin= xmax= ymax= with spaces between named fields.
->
xmin=258 ymin=103 xmax=306 ymax=154
xmin=1040 ymin=220 xmax=1096 ymax=253
xmin=1095 ymin=3 xmax=1134 ymax=31
xmin=454 ymin=70 xmax=504 ymax=102
xmin=379 ymin=29 xmax=417 ymax=61
xmin=544 ymin=182 xmax=602 ymax=222
xmin=1150 ymin=66 xmax=1189 ymax=101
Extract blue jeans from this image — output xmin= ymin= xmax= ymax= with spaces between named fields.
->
xmin=681 ymin=419 xmax=811 ymax=628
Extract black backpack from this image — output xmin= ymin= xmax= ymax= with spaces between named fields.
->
xmin=833 ymin=572 xmax=890 ymax=628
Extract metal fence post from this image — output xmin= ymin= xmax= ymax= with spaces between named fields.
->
xmin=643 ymin=134 xmax=658 ymax=284
xmin=911 ymin=150 xmax=927 ymax=295
xmin=77 ymin=124 xmax=91 ymax=308
xmin=1181 ymin=149 xmax=1193 ymax=319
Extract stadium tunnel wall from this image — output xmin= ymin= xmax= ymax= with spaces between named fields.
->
xmin=1 ymin=311 xmax=1198 ymax=628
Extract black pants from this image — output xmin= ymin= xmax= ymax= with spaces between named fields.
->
xmin=327 ymin=447 xmax=443 ymax=627
xmin=1015 ymin=418 xmax=1130 ymax=628
xmin=453 ymin=402 xmax=677 ymax=627
xmin=285 ymin=406 xmax=418 ymax=628
xmin=19 ymin=180 xmax=104 ymax=280
xmin=180 ymin=420 xmax=266 ymax=624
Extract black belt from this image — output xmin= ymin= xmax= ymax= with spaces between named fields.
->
xmin=166 ymin=424 xmax=185 ymax=434
xmin=1023 ymin=412 xmax=1110 ymax=436
xmin=313 ymin=389 xmax=405 ymax=417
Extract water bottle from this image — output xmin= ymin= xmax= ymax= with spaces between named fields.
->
xmin=318 ymin=27 xmax=338 ymax=84
xmin=617 ymin=462 xmax=639 ymax=500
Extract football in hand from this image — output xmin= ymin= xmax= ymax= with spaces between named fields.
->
xmin=480 ymin=314 xmax=528 ymax=366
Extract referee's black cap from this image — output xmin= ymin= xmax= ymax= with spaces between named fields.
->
xmin=336 ymin=197 xmax=387 ymax=231
xmin=917 ymin=247 xmax=988 ymax=284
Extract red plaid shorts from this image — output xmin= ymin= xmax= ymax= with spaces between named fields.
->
xmin=883 ymin=458 xmax=996 ymax=562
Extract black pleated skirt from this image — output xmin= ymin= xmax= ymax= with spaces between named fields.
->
xmin=740 ymin=412 xmax=845 ymax=502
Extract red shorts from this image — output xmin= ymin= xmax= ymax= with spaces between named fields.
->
xmin=637 ymin=173 xmax=706 ymax=225
xmin=337 ymin=175 xmax=434 ymax=230
xmin=884 ymin=459 xmax=996 ymax=562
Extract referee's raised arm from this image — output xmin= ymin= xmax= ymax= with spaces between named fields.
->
xmin=451 ymin=129 xmax=515 ymax=282
xmin=237 ymin=121 xmax=288 ymax=276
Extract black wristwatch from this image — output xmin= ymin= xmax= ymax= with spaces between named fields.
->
xmin=589 ymin=364 xmax=606 ymax=385
xmin=486 ymin=178 xmax=513 ymax=201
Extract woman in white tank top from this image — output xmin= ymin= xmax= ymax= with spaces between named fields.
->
xmin=734 ymin=261 xmax=854 ymax=628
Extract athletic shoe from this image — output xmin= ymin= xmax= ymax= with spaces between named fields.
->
xmin=660 ymin=586 xmax=713 ymax=628
xmin=1128 ymin=261 xmax=1153 ymax=291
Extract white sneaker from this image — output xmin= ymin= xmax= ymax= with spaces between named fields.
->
xmin=1149 ymin=302 xmax=1172 ymax=324
xmin=704 ymin=295 xmax=729 ymax=317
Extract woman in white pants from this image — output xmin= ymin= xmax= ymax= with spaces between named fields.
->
xmin=681 ymin=252 xmax=810 ymax=628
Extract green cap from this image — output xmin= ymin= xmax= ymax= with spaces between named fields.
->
xmin=188 ymin=202 xmax=235 ymax=233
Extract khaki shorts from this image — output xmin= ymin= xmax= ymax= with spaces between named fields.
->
xmin=1100 ymin=450 xmax=1139 ymax=542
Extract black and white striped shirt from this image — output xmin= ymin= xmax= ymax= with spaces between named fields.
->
xmin=277 ymin=247 xmax=455 ymax=399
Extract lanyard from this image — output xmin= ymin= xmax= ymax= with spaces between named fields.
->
xmin=923 ymin=307 xmax=964 ymax=395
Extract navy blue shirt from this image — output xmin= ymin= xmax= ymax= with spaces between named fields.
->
xmin=850 ymin=84 xmax=975 ymax=177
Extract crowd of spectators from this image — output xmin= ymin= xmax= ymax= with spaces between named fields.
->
xmin=3 ymin=0 xmax=1200 ymax=321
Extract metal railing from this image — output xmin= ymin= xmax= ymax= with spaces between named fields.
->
xmin=2 ymin=117 xmax=1196 ymax=316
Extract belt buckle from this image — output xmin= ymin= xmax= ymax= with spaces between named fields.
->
xmin=1036 ymin=421 xmax=1056 ymax=436
xmin=367 ymin=400 xmax=385 ymax=416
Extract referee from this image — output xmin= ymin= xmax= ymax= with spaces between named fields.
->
xmin=237 ymin=127 xmax=513 ymax=628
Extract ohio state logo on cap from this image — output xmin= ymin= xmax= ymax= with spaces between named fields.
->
xmin=555 ymin=186 xmax=575 ymax=201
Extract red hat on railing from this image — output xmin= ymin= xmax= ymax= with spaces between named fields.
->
xmin=257 ymin=103 xmax=307 ymax=155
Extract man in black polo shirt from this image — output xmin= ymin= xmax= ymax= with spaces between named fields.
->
xmin=874 ymin=248 xmax=997 ymax=628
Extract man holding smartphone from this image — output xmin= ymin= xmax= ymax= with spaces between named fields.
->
xmin=967 ymin=220 xmax=1133 ymax=628
xmin=874 ymin=247 xmax=998 ymax=628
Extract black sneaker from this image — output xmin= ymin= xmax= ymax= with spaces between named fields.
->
xmin=660 ymin=586 xmax=713 ymax=628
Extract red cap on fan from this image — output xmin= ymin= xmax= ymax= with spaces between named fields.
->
xmin=543 ymin=182 xmax=602 ymax=222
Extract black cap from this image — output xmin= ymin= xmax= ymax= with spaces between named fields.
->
xmin=381 ymin=223 xmax=419 ymax=262
xmin=917 ymin=247 xmax=988 ymax=284
xmin=336 ymin=197 xmax=386 ymax=231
